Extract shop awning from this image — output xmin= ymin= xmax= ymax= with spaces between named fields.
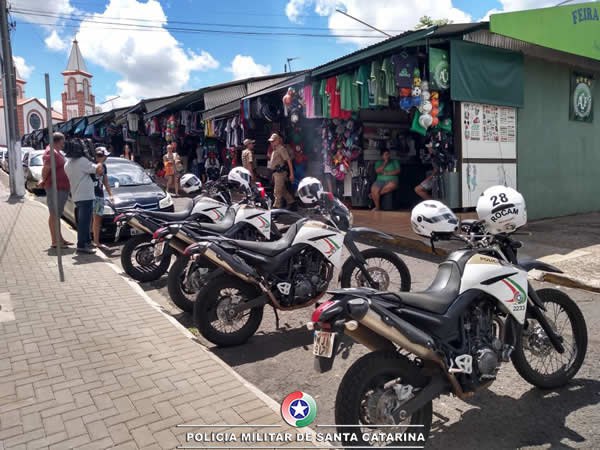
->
xmin=141 ymin=92 xmax=191 ymax=119
xmin=72 ymin=117 xmax=88 ymax=135
xmin=490 ymin=2 xmax=600 ymax=61
xmin=243 ymin=73 xmax=308 ymax=100
xmin=201 ymin=100 xmax=241 ymax=121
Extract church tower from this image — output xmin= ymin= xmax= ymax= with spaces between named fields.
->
xmin=61 ymin=40 xmax=95 ymax=120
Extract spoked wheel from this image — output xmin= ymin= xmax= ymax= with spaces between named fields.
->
xmin=511 ymin=288 xmax=588 ymax=389
xmin=120 ymin=234 xmax=171 ymax=282
xmin=167 ymin=256 xmax=214 ymax=313
xmin=335 ymin=351 xmax=431 ymax=447
xmin=340 ymin=248 xmax=411 ymax=292
xmin=194 ymin=275 xmax=264 ymax=347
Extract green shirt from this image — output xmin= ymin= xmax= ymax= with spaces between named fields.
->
xmin=312 ymin=81 xmax=323 ymax=117
xmin=375 ymin=159 xmax=401 ymax=183
xmin=319 ymin=79 xmax=330 ymax=118
xmin=355 ymin=64 xmax=371 ymax=108
xmin=382 ymin=57 xmax=396 ymax=97
xmin=370 ymin=59 xmax=388 ymax=106
xmin=337 ymin=73 xmax=359 ymax=111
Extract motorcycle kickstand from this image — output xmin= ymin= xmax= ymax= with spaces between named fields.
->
xmin=272 ymin=306 xmax=280 ymax=330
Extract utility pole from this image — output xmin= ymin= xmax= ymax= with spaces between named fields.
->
xmin=0 ymin=0 xmax=24 ymax=197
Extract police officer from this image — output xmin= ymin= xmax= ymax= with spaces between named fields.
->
xmin=268 ymin=133 xmax=295 ymax=208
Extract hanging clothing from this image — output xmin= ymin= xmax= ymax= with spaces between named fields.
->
xmin=312 ymin=81 xmax=323 ymax=117
xmin=382 ymin=57 xmax=396 ymax=97
xmin=127 ymin=113 xmax=139 ymax=132
xmin=180 ymin=110 xmax=192 ymax=134
xmin=355 ymin=64 xmax=371 ymax=109
xmin=326 ymin=77 xmax=342 ymax=119
xmin=319 ymin=79 xmax=330 ymax=118
xmin=370 ymin=60 xmax=388 ymax=106
xmin=337 ymin=73 xmax=359 ymax=112
xmin=391 ymin=53 xmax=418 ymax=88
xmin=303 ymin=85 xmax=315 ymax=118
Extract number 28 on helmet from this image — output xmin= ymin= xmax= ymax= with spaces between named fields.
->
xmin=476 ymin=185 xmax=527 ymax=234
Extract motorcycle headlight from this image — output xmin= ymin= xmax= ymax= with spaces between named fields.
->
xmin=159 ymin=193 xmax=173 ymax=209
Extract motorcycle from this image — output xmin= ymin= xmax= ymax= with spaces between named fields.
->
xmin=115 ymin=177 xmax=270 ymax=282
xmin=163 ymin=192 xmax=363 ymax=314
xmin=183 ymin=192 xmax=412 ymax=347
xmin=308 ymin=225 xmax=588 ymax=446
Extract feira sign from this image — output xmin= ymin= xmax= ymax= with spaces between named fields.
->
xmin=570 ymin=73 xmax=594 ymax=123
xmin=490 ymin=2 xmax=600 ymax=60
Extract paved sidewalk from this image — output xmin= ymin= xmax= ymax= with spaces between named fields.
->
xmin=0 ymin=182 xmax=306 ymax=449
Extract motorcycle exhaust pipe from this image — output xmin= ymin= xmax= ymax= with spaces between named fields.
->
xmin=128 ymin=217 xmax=153 ymax=235
xmin=197 ymin=242 xmax=260 ymax=285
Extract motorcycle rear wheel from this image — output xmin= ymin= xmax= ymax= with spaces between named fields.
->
xmin=194 ymin=275 xmax=264 ymax=347
xmin=511 ymin=288 xmax=588 ymax=389
xmin=335 ymin=351 xmax=432 ymax=447
xmin=121 ymin=234 xmax=171 ymax=282
xmin=167 ymin=255 xmax=213 ymax=313
xmin=340 ymin=248 xmax=411 ymax=292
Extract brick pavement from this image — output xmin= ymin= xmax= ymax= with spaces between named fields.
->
xmin=0 ymin=179 xmax=313 ymax=449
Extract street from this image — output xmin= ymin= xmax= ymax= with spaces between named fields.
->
xmin=30 ymin=189 xmax=600 ymax=449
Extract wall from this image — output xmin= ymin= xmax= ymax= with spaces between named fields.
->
xmin=517 ymin=56 xmax=600 ymax=220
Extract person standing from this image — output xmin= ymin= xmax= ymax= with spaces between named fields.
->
xmin=38 ymin=132 xmax=72 ymax=248
xmin=268 ymin=133 xmax=295 ymax=208
xmin=92 ymin=147 xmax=113 ymax=251
xmin=122 ymin=144 xmax=134 ymax=161
xmin=64 ymin=145 xmax=104 ymax=254
xmin=370 ymin=149 xmax=401 ymax=211
xmin=195 ymin=143 xmax=206 ymax=182
xmin=241 ymin=138 xmax=256 ymax=182
xmin=163 ymin=144 xmax=182 ymax=196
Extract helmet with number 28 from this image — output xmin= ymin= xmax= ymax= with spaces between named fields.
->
xmin=476 ymin=185 xmax=527 ymax=234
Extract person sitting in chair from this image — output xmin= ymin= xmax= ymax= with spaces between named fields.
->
xmin=371 ymin=149 xmax=400 ymax=211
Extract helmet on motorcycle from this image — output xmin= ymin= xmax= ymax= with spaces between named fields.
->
xmin=228 ymin=166 xmax=252 ymax=191
xmin=476 ymin=185 xmax=527 ymax=234
xmin=411 ymin=200 xmax=459 ymax=237
xmin=180 ymin=173 xmax=202 ymax=194
xmin=297 ymin=177 xmax=324 ymax=205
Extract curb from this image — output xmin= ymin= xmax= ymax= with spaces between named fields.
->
xmin=540 ymin=272 xmax=600 ymax=294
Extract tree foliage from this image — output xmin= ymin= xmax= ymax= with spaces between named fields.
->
xmin=415 ymin=16 xmax=452 ymax=29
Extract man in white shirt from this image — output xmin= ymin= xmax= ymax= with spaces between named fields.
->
xmin=64 ymin=151 xmax=104 ymax=254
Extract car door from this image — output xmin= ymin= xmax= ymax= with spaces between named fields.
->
xmin=22 ymin=152 xmax=30 ymax=188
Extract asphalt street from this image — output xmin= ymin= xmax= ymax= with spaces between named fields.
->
xmin=30 ymin=189 xmax=600 ymax=449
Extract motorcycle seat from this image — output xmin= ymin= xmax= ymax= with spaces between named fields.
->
xmin=379 ymin=261 xmax=462 ymax=315
xmin=231 ymin=219 xmax=306 ymax=256
xmin=140 ymin=198 xmax=193 ymax=221
xmin=195 ymin=208 xmax=236 ymax=233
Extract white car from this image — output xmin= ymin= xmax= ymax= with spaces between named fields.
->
xmin=22 ymin=149 xmax=45 ymax=193
xmin=0 ymin=148 xmax=7 ymax=172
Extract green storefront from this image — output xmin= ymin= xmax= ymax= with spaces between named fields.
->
xmin=457 ymin=2 xmax=600 ymax=220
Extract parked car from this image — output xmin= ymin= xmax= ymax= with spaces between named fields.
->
xmin=2 ymin=147 xmax=31 ymax=173
xmin=63 ymin=157 xmax=175 ymax=240
xmin=0 ymin=148 xmax=7 ymax=172
xmin=23 ymin=150 xmax=45 ymax=193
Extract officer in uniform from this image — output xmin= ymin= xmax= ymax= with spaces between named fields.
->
xmin=268 ymin=133 xmax=295 ymax=208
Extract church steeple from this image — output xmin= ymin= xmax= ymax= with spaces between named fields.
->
xmin=62 ymin=39 xmax=95 ymax=120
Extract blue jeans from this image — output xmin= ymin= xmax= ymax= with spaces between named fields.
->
xmin=75 ymin=200 xmax=93 ymax=249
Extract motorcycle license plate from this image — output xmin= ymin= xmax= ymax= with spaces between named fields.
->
xmin=313 ymin=331 xmax=335 ymax=358
xmin=154 ymin=241 xmax=165 ymax=258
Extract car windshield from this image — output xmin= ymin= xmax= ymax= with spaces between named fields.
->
xmin=30 ymin=155 xmax=43 ymax=166
xmin=107 ymin=164 xmax=152 ymax=187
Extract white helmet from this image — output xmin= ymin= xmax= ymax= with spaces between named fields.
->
xmin=297 ymin=177 xmax=324 ymax=205
xmin=476 ymin=185 xmax=527 ymax=234
xmin=228 ymin=166 xmax=252 ymax=191
xmin=180 ymin=173 xmax=202 ymax=194
xmin=411 ymin=200 xmax=459 ymax=237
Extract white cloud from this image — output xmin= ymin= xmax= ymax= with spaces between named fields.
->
xmin=285 ymin=0 xmax=471 ymax=46
xmin=45 ymin=30 xmax=68 ymax=51
xmin=52 ymin=100 xmax=63 ymax=112
xmin=11 ymin=0 xmax=75 ymax=26
xmin=226 ymin=55 xmax=271 ymax=80
xmin=73 ymin=0 xmax=219 ymax=102
xmin=13 ymin=56 xmax=34 ymax=80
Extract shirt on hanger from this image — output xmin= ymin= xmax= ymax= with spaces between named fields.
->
xmin=355 ymin=64 xmax=371 ymax=109
xmin=382 ymin=57 xmax=396 ymax=97
xmin=303 ymin=85 xmax=314 ymax=118
xmin=337 ymin=73 xmax=359 ymax=112
xmin=391 ymin=53 xmax=418 ymax=88
xmin=370 ymin=60 xmax=388 ymax=106
xmin=312 ymin=81 xmax=323 ymax=117
xmin=319 ymin=79 xmax=330 ymax=118
xmin=326 ymin=77 xmax=342 ymax=118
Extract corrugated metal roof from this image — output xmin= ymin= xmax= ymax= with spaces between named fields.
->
xmin=247 ymin=75 xmax=295 ymax=95
xmin=243 ymin=73 xmax=308 ymax=100
xmin=464 ymin=29 xmax=600 ymax=72
xmin=202 ymin=100 xmax=241 ymax=121
xmin=204 ymin=85 xmax=248 ymax=110
xmin=310 ymin=23 xmax=486 ymax=78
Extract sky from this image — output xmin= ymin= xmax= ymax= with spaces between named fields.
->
xmin=8 ymin=0 xmax=575 ymax=114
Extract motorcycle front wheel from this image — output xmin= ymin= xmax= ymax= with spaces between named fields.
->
xmin=340 ymin=248 xmax=411 ymax=292
xmin=511 ymin=288 xmax=588 ymax=389
xmin=121 ymin=234 xmax=171 ymax=282
xmin=335 ymin=351 xmax=432 ymax=447
xmin=194 ymin=275 xmax=264 ymax=347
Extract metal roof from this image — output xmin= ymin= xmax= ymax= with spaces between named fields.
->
xmin=310 ymin=23 xmax=486 ymax=78
xmin=202 ymin=100 xmax=241 ymax=121
xmin=204 ymin=84 xmax=248 ymax=110
xmin=243 ymin=72 xmax=308 ymax=100
xmin=64 ymin=40 xmax=90 ymax=74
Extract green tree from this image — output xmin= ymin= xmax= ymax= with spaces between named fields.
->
xmin=415 ymin=15 xmax=452 ymax=29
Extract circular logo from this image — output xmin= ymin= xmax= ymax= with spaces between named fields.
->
xmin=281 ymin=391 xmax=317 ymax=427
xmin=573 ymin=82 xmax=592 ymax=119
xmin=434 ymin=61 xmax=449 ymax=90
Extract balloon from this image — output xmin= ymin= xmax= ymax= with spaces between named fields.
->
xmin=431 ymin=107 xmax=439 ymax=117
xmin=419 ymin=113 xmax=433 ymax=128
xmin=422 ymin=91 xmax=431 ymax=101
xmin=283 ymin=94 xmax=292 ymax=105
xmin=431 ymin=91 xmax=439 ymax=100
xmin=432 ymin=117 xmax=439 ymax=127
xmin=431 ymin=98 xmax=439 ymax=108
xmin=421 ymin=81 xmax=429 ymax=91
xmin=400 ymin=87 xmax=412 ymax=97
xmin=421 ymin=101 xmax=432 ymax=113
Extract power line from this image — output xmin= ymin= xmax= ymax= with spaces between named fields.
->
xmin=10 ymin=9 xmax=390 ymax=38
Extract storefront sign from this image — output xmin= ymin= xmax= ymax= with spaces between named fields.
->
xmin=429 ymin=48 xmax=449 ymax=91
xmin=570 ymin=73 xmax=593 ymax=123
